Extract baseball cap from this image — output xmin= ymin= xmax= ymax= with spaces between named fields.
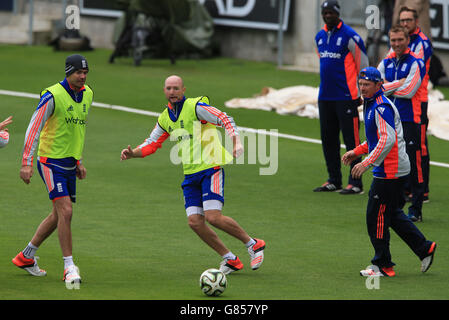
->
xmin=65 ymin=54 xmax=89 ymax=76
xmin=321 ymin=0 xmax=340 ymax=14
xmin=359 ymin=67 xmax=383 ymax=83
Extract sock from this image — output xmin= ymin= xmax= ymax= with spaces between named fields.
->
xmin=245 ymin=238 xmax=256 ymax=248
xmin=63 ymin=256 xmax=75 ymax=269
xmin=222 ymin=252 xmax=236 ymax=261
xmin=22 ymin=242 xmax=38 ymax=259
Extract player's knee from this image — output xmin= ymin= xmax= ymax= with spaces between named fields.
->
xmin=55 ymin=200 xmax=73 ymax=221
xmin=47 ymin=211 xmax=59 ymax=225
xmin=59 ymin=207 xmax=73 ymax=221
xmin=188 ymin=214 xmax=204 ymax=231
xmin=205 ymin=210 xmax=223 ymax=227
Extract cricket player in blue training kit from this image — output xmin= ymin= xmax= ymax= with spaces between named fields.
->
xmin=314 ymin=0 xmax=368 ymax=195
xmin=399 ymin=6 xmax=433 ymax=207
xmin=342 ymin=67 xmax=436 ymax=277
xmin=378 ymin=25 xmax=426 ymax=222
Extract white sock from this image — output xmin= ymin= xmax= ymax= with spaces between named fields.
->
xmin=245 ymin=238 xmax=256 ymax=248
xmin=222 ymin=252 xmax=236 ymax=261
xmin=22 ymin=242 xmax=38 ymax=259
xmin=63 ymin=256 xmax=75 ymax=269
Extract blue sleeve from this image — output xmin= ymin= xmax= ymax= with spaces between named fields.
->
xmin=345 ymin=25 xmax=367 ymax=53
xmin=418 ymin=58 xmax=426 ymax=80
xmin=37 ymin=91 xmax=54 ymax=111
xmin=376 ymin=103 xmax=395 ymax=129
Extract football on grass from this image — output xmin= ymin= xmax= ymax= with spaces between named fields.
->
xmin=199 ymin=268 xmax=227 ymax=296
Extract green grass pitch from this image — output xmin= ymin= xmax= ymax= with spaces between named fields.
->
xmin=0 ymin=45 xmax=448 ymax=300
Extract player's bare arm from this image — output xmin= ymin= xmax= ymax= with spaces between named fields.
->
xmin=120 ymin=145 xmax=143 ymax=160
xmin=0 ymin=116 xmax=13 ymax=131
xmin=342 ymin=150 xmax=360 ymax=166
xmin=351 ymin=162 xmax=369 ymax=179
xmin=20 ymin=165 xmax=33 ymax=184
xmin=232 ymin=135 xmax=244 ymax=158
xmin=76 ymin=163 xmax=87 ymax=180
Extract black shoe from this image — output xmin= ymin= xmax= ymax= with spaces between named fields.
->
xmin=313 ymin=182 xmax=342 ymax=192
xmin=340 ymin=184 xmax=364 ymax=195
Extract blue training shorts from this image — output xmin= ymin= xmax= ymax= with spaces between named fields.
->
xmin=181 ymin=167 xmax=224 ymax=215
xmin=37 ymin=157 xmax=77 ymax=203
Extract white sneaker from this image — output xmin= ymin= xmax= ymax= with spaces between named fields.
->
xmin=360 ymin=265 xmax=385 ymax=277
xmin=63 ymin=265 xmax=81 ymax=284
xmin=248 ymin=238 xmax=266 ymax=270
xmin=421 ymin=242 xmax=437 ymax=273
xmin=12 ymin=252 xmax=47 ymax=277
xmin=219 ymin=257 xmax=243 ymax=275
xmin=25 ymin=257 xmax=47 ymax=277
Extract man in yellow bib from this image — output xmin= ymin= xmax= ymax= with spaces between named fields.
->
xmin=120 ymin=75 xmax=265 ymax=274
xmin=13 ymin=54 xmax=92 ymax=287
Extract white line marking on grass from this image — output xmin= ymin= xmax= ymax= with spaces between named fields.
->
xmin=237 ymin=126 xmax=322 ymax=145
xmin=428 ymin=160 xmax=449 ymax=169
xmin=2 ymin=88 xmax=448 ymax=169
xmin=0 ymin=89 xmax=161 ymax=117
xmin=0 ymin=89 xmax=39 ymax=99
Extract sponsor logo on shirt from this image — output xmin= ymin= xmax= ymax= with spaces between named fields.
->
xmin=65 ymin=117 xmax=87 ymax=125
xmin=176 ymin=134 xmax=193 ymax=142
xmin=320 ymin=50 xmax=342 ymax=59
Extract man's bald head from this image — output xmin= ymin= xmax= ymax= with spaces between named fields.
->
xmin=165 ymin=75 xmax=184 ymax=88
xmin=164 ymin=75 xmax=186 ymax=104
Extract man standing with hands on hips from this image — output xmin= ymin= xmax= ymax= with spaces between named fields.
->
xmin=314 ymin=0 xmax=368 ymax=195
xmin=13 ymin=54 xmax=92 ymax=287
xmin=342 ymin=67 xmax=436 ymax=277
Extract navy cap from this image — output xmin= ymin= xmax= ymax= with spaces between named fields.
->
xmin=359 ymin=67 xmax=382 ymax=83
xmin=321 ymin=0 xmax=340 ymax=14
xmin=65 ymin=54 xmax=88 ymax=76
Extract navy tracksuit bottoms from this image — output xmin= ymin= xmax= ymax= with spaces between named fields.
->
xmin=420 ymin=102 xmax=430 ymax=196
xmin=402 ymin=122 xmax=425 ymax=218
xmin=366 ymin=176 xmax=433 ymax=268
xmin=318 ymin=99 xmax=362 ymax=188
